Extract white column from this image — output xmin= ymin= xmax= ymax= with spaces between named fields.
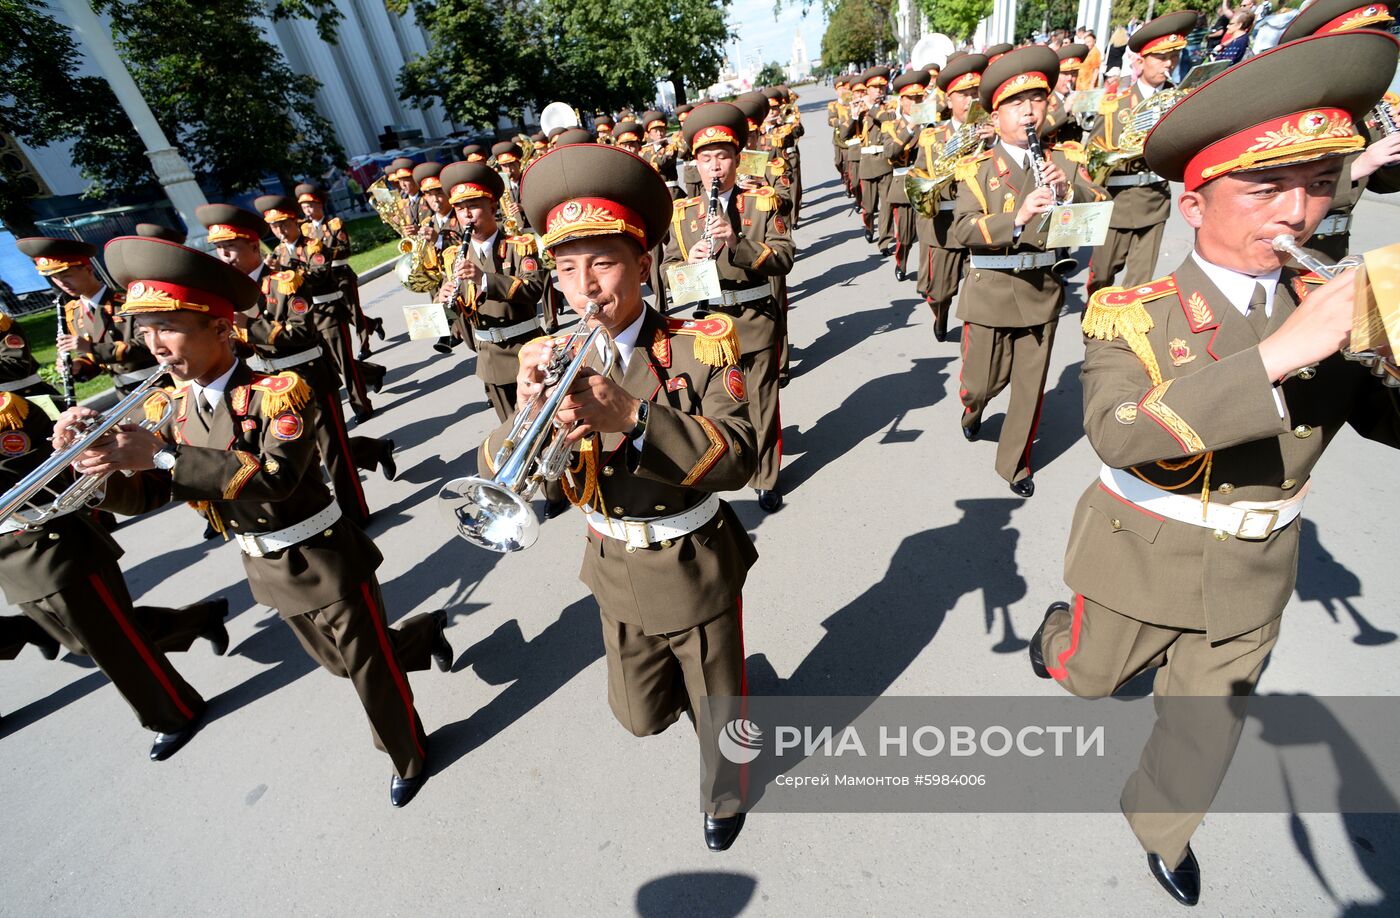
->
xmin=57 ymin=0 xmax=209 ymax=247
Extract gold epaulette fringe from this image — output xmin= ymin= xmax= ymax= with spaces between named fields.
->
xmin=1083 ymin=287 xmax=1163 ymax=386
xmin=143 ymin=389 xmax=174 ymax=425
xmin=690 ymin=314 xmax=741 ymax=367
xmin=0 ymin=392 xmax=29 ymax=430
xmin=253 ymin=371 xmax=312 ymax=416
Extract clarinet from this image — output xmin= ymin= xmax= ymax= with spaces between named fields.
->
xmin=700 ymin=177 xmax=722 ymax=258
xmin=1024 ymin=121 xmax=1079 ymax=277
xmin=445 ymin=216 xmax=477 ymax=312
xmin=54 ymin=293 xmax=77 ymax=409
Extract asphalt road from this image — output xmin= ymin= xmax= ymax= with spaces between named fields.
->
xmin=3 ymin=84 xmax=1399 ymax=917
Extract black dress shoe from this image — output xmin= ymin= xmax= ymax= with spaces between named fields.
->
xmin=544 ymin=497 xmax=571 ymax=520
xmin=864 ymin=227 xmax=874 ymax=243
xmin=354 ymin=408 xmax=375 ymax=424
xmin=150 ymin=716 xmax=202 ymax=761
xmin=1148 ymin=845 xmax=1201 ymax=906
xmin=895 ymin=267 xmax=907 ymax=281
xmin=202 ymin=522 xmax=219 ymax=540
xmin=962 ymin=418 xmax=981 ymax=441
xmin=34 ymin=631 xmax=61 ymax=660
xmin=357 ymin=347 xmax=372 ymax=361
xmin=756 ymin=489 xmax=783 ymax=513
xmin=200 ymin=598 xmax=230 ymax=656
xmin=1009 ymin=477 xmax=1036 ymax=498
xmin=430 ymin=609 xmax=453 ymax=673
xmin=704 ymin=813 xmax=746 ymax=851
xmin=1029 ymin=601 xmax=1067 ymax=680
xmin=373 ymin=317 xmax=386 ymax=341
xmin=381 ymin=440 xmax=397 ymax=481
xmin=390 ymin=772 xmax=427 ymax=808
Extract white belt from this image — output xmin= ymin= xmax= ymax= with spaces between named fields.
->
xmin=1314 ymin=213 xmax=1351 ymax=237
xmin=939 ymin=200 xmax=957 ymax=212
xmin=0 ymin=374 xmax=42 ymax=392
xmin=0 ymin=517 xmax=27 ymax=535
xmin=234 ymin=501 xmax=341 ymax=558
xmin=861 ymin=145 xmax=884 ymax=155
xmin=248 ymin=345 xmax=323 ymax=373
xmin=893 ymin=167 xmax=911 ymax=177
xmin=312 ymin=291 xmax=344 ymax=304
xmin=969 ymin=252 xmax=1057 ymax=271
xmin=697 ymin=285 xmax=773 ymax=309
xmin=665 ymin=181 xmax=680 ymax=189
xmin=584 ymin=493 xmax=721 ymax=549
xmin=331 ymin=259 xmax=351 ymax=268
xmin=845 ymin=139 xmax=861 ymax=147
xmin=1106 ymin=171 xmax=1166 ymax=187
xmin=112 ymin=364 xmax=163 ymax=386
xmin=1099 ymin=465 xmax=1309 ymax=541
xmin=475 ymin=318 xmax=542 ymax=344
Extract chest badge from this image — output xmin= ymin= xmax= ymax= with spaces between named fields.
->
xmin=1169 ymin=338 xmax=1196 ymax=366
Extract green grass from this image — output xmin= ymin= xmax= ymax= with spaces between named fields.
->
xmin=344 ymin=214 xmax=404 ymax=275
xmin=18 ymin=311 xmax=113 ymax=401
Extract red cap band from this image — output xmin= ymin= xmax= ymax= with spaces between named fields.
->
xmin=119 ymin=279 xmax=236 ymax=321
xmin=1184 ymin=107 xmax=1364 ymax=191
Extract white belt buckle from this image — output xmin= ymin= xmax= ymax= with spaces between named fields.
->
xmin=237 ymin=533 xmax=268 ymax=558
xmin=1235 ymin=508 xmax=1279 ymax=541
xmin=624 ymin=519 xmax=651 ymax=549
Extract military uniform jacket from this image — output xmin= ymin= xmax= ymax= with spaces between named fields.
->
xmin=442 ymin=233 xmax=547 ymax=385
xmin=240 ymin=265 xmax=340 ymax=394
xmin=846 ymin=102 xmax=898 ymax=180
xmin=746 ymin=133 xmax=796 ymax=215
xmin=63 ymin=287 xmax=156 ymax=383
xmin=1318 ymin=127 xmax=1400 ymax=231
xmin=642 ymin=141 xmax=681 ymax=193
xmin=951 ymin=143 xmax=1107 ymax=326
xmin=1065 ymin=258 xmax=1400 ymax=640
xmin=661 ymin=187 xmax=795 ymax=354
xmin=0 ymin=312 xmax=55 ymax=398
xmin=0 ymin=392 xmax=123 ymax=604
xmin=268 ymin=237 xmax=350 ymax=328
xmin=398 ymin=193 xmax=425 ymax=229
xmin=102 ymin=363 xmax=382 ymax=617
xmin=912 ymin=120 xmax=973 ymax=248
xmin=1091 ymin=83 xmax=1173 ymax=230
xmin=479 ymin=308 xmax=758 ymax=634
xmin=1045 ymin=92 xmax=1085 ymax=145
xmin=883 ymin=116 xmax=923 ymax=206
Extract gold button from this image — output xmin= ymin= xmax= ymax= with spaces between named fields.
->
xmin=625 ymin=544 xmax=637 ymax=553
xmin=612 ymin=507 xmax=625 ymax=515
xmin=257 ymin=517 xmax=268 ymax=525
xmin=1298 ymin=367 xmax=1316 ymax=380
xmin=1294 ymin=425 xmax=1313 ymax=439
xmin=230 ymin=521 xmax=240 ymax=528
xmin=48 ymin=532 xmax=59 ymax=540
xmin=602 ymin=466 xmax=615 ymax=476
xmin=1218 ymin=483 xmax=1234 ymax=494
xmin=660 ymin=539 xmax=673 ymax=548
xmin=1110 ymin=519 xmax=1122 ymax=530
xmin=1213 ymin=529 xmax=1229 ymax=541
xmin=1281 ymin=478 xmax=1297 ymax=490
xmin=324 ymin=529 xmax=334 ymax=537
xmin=654 ymin=504 xmax=666 ymax=512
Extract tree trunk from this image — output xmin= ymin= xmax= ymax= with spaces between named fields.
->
xmin=670 ymin=73 xmax=687 ymax=107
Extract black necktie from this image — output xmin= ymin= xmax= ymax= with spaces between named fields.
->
xmin=1247 ymin=282 xmax=1270 ymax=337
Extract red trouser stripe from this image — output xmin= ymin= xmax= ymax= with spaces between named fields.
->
xmin=1020 ymin=384 xmax=1048 ymax=475
xmin=359 ymin=582 xmax=426 ymax=759
xmin=88 ymin=573 xmax=195 ymax=721
xmin=324 ymin=391 xmax=369 ymax=518
xmin=338 ymin=321 xmax=368 ymax=401
xmin=737 ymin=595 xmax=750 ymax=801
xmin=1046 ymin=594 xmax=1085 ymax=681
xmin=958 ymin=324 xmax=972 ymax=404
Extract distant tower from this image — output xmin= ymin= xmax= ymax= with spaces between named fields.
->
xmin=789 ymin=33 xmax=809 ymax=81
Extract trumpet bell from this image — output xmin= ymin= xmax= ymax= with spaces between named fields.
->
xmin=439 ymin=475 xmax=540 ymax=552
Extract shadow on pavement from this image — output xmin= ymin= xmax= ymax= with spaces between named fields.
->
xmin=635 ymin=871 xmax=758 ymax=918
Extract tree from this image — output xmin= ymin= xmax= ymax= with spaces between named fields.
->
xmin=914 ymin=0 xmax=992 ymax=43
xmin=1109 ymin=0 xmax=1200 ymax=28
xmin=756 ymin=61 xmax=788 ymax=87
xmin=1017 ymin=0 xmax=1079 ymax=38
xmin=0 ymin=0 xmax=149 ymax=228
xmin=93 ymin=1 xmax=344 ymax=195
xmin=820 ymin=0 xmax=896 ymax=71
xmin=630 ymin=0 xmax=731 ymax=106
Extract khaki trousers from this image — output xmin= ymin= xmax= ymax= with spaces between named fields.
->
xmin=742 ymin=345 xmax=782 ymax=491
xmin=958 ymin=319 xmax=1059 ymax=484
xmin=1040 ymin=595 xmax=1280 ymax=868
xmin=1089 ymin=221 xmax=1166 ymax=293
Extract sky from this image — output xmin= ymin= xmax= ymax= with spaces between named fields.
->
xmin=726 ymin=0 xmax=830 ymax=72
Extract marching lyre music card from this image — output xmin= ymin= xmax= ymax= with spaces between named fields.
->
xmin=910 ymin=99 xmax=943 ymax=124
xmin=666 ymin=261 xmax=722 ymax=307
xmin=1070 ymin=89 xmax=1104 ymax=115
xmin=1045 ymin=202 xmax=1115 ymax=248
xmin=737 ymin=149 xmax=771 ymax=177
xmin=403 ymin=302 xmax=451 ymax=341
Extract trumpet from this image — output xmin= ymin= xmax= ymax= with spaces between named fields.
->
xmin=0 ymin=367 xmax=174 ymax=530
xmin=1271 ymin=235 xmax=1399 ymax=387
xmin=439 ymin=302 xmax=618 ymax=551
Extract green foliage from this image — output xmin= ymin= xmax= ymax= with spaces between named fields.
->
xmin=1108 ymin=0 xmax=1200 ymax=29
xmin=756 ymin=61 xmax=788 ymax=87
xmin=0 ymin=0 xmax=151 ymax=226
xmin=1016 ymin=0 xmax=1079 ymax=38
xmin=820 ymin=0 xmax=896 ymax=70
xmin=915 ymin=0 xmax=992 ymax=42
xmin=94 ymin=1 xmax=345 ymax=195
xmin=392 ymin=0 xmax=730 ymax=121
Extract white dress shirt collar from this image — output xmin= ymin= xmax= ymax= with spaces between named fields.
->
xmin=605 ymin=305 xmax=648 ymax=373
xmin=472 ymin=229 xmax=500 ymax=260
xmin=189 ymin=360 xmax=240 ymax=412
xmin=1191 ymin=251 xmax=1282 ymax=318
xmin=998 ymin=139 xmax=1030 ymax=169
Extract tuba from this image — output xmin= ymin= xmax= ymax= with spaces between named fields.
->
xmin=0 ymin=368 xmax=175 ymax=530
xmin=439 ymin=302 xmax=618 ymax=551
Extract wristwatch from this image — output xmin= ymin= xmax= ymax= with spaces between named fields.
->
xmin=152 ymin=445 xmax=178 ymax=471
xmin=628 ymin=400 xmax=650 ymax=440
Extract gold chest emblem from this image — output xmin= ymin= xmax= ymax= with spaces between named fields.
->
xmin=1169 ymin=338 xmax=1196 ymax=366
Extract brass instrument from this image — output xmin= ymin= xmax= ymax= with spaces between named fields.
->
xmin=1369 ymin=93 xmax=1398 ymax=136
xmin=1087 ymin=87 xmax=1189 ymax=184
xmin=0 ymin=367 xmax=174 ymax=530
xmin=906 ymin=104 xmax=989 ymax=218
xmin=490 ymin=155 xmax=523 ymax=237
xmin=395 ymin=233 xmax=444 ymax=294
xmin=367 ymin=176 xmax=413 ymax=237
xmin=1272 ymin=235 xmax=1400 ymax=387
xmin=439 ymin=302 xmax=618 ymax=551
